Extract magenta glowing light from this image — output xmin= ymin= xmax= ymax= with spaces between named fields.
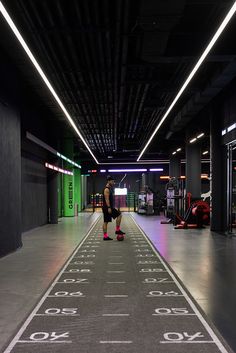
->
xmin=108 ymin=169 xmax=147 ymax=172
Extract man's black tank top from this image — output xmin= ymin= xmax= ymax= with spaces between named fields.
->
xmin=102 ymin=185 xmax=113 ymax=208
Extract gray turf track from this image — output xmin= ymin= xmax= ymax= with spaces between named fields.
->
xmin=3 ymin=215 xmax=235 ymax=353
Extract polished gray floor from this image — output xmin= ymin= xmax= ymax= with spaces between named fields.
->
xmin=132 ymin=213 xmax=236 ymax=352
xmin=0 ymin=212 xmax=236 ymax=352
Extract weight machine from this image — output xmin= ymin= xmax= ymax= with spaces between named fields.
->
xmin=161 ymin=177 xmax=184 ymax=224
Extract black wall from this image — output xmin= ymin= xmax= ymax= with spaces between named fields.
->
xmin=20 ymin=104 xmax=53 ymax=231
xmin=0 ymin=48 xmax=22 ymax=256
xmin=0 ymin=47 xmax=59 ymax=256
xmin=21 ymin=139 xmax=48 ymax=231
xmin=0 ymin=102 xmax=22 ymax=256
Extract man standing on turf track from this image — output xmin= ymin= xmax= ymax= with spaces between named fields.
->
xmin=102 ymin=175 xmax=126 ymax=240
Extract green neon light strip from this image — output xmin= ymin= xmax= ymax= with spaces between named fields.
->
xmin=57 ymin=152 xmax=81 ymax=168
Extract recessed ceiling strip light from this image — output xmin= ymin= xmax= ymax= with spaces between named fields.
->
xmin=228 ymin=123 xmax=236 ymax=132
xmin=149 ymin=168 xmax=163 ymax=171
xmin=101 ymin=160 xmax=170 ymax=164
xmin=137 ymin=1 xmax=236 ymax=161
xmin=108 ymin=169 xmax=147 ymax=172
xmin=0 ymin=2 xmax=99 ymax=164
xmin=197 ymin=133 xmax=205 ymax=139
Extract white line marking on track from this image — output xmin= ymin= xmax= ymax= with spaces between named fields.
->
xmin=48 ymin=295 xmax=86 ymax=298
xmin=130 ymin=214 xmax=230 ymax=353
xmin=106 ymin=270 xmax=125 ymax=273
xmin=104 ymin=295 xmax=128 ymax=297
xmin=17 ymin=340 xmax=72 ymax=344
xmin=35 ymin=314 xmax=80 ymax=316
xmin=142 ymin=281 xmax=174 ymax=284
xmin=160 ymin=341 xmax=215 ymax=344
xmin=152 ymin=313 xmax=196 ymax=316
xmin=108 ymin=255 xmax=123 ymax=257
xmin=56 ymin=282 xmax=89 ymax=284
xmin=102 ymin=314 xmax=130 ymax=316
xmin=63 ymin=271 xmax=93 ymax=273
xmin=146 ymin=295 xmax=184 ymax=297
xmin=106 ymin=281 xmax=126 ymax=284
xmin=100 ymin=341 xmax=133 ymax=344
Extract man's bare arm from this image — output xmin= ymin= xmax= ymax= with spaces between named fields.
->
xmin=104 ymin=188 xmax=110 ymax=207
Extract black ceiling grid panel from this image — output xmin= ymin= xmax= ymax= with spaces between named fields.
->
xmin=1 ymin=0 xmax=236 ymax=164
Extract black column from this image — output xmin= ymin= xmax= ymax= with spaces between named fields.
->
xmin=169 ymin=156 xmax=181 ymax=178
xmin=0 ymin=103 xmax=22 ymax=256
xmin=47 ymin=171 xmax=58 ymax=224
xmin=185 ymin=132 xmax=201 ymax=199
xmin=210 ymin=112 xmax=227 ymax=232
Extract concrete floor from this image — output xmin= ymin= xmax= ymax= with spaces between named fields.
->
xmin=0 ymin=212 xmax=236 ymax=352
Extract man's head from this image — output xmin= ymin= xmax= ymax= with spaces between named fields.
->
xmin=106 ymin=175 xmax=115 ymax=186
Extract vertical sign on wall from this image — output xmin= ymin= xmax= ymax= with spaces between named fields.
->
xmin=63 ymin=174 xmax=74 ymax=216
xmin=74 ymin=168 xmax=82 ymax=214
xmin=62 ymin=138 xmax=74 ymax=217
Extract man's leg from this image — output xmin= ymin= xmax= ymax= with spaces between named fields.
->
xmin=116 ymin=214 xmax=122 ymax=227
xmin=115 ymin=213 xmax=125 ymax=235
xmin=103 ymin=221 xmax=108 ymax=234
xmin=103 ymin=221 xmax=113 ymax=240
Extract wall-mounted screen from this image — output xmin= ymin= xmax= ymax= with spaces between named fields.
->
xmin=114 ymin=188 xmax=127 ymax=195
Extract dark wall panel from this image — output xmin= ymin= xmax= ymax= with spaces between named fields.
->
xmin=0 ymin=103 xmax=22 ymax=256
xmin=21 ymin=140 xmax=48 ymax=232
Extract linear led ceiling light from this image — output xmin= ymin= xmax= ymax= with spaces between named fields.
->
xmin=228 ymin=123 xmax=236 ymax=132
xmin=101 ymin=160 xmax=170 ymax=165
xmin=108 ymin=169 xmax=147 ymax=172
xmin=45 ymin=163 xmax=73 ymax=175
xmin=190 ymin=132 xmax=205 ymax=143
xmin=137 ymin=1 xmax=236 ymax=161
xmin=222 ymin=122 xmax=236 ymax=136
xmin=149 ymin=168 xmax=163 ymax=171
xmin=172 ymin=147 xmax=182 ymax=155
xmin=202 ymin=150 xmax=209 ymax=155
xmin=0 ymin=2 xmax=99 ymax=165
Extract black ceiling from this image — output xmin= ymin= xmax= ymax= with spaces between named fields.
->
xmin=1 ymin=0 xmax=236 ymax=164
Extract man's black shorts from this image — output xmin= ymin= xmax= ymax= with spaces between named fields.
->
xmin=102 ymin=206 xmax=121 ymax=223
